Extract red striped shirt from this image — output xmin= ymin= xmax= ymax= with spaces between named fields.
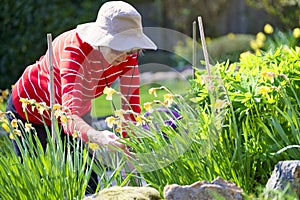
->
xmin=12 ymin=29 xmax=140 ymax=139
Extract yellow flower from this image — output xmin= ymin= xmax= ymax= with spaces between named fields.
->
xmin=54 ymin=109 xmax=62 ymax=118
xmin=143 ymin=102 xmax=152 ymax=111
xmin=258 ymin=86 xmax=272 ymax=96
xmin=250 ymin=40 xmax=259 ymax=50
xmin=89 ymin=143 xmax=100 ymax=151
xmin=148 ymin=88 xmax=157 ymax=97
xmin=105 ymin=116 xmax=116 ymax=128
xmin=256 ymin=32 xmax=266 ymax=42
xmin=255 ymin=38 xmax=264 ymax=48
xmin=264 ymin=24 xmax=273 ymax=34
xmin=36 ymin=102 xmax=48 ymax=114
xmin=72 ymin=130 xmax=79 ymax=138
xmin=20 ymin=98 xmax=29 ymax=112
xmin=115 ymin=127 xmax=122 ymax=133
xmin=25 ymin=123 xmax=33 ymax=133
xmin=267 ymin=98 xmax=276 ymax=104
xmin=1 ymin=122 xmax=10 ymax=132
xmin=163 ymin=93 xmax=174 ymax=107
xmin=261 ymin=71 xmax=276 ymax=83
xmin=11 ymin=119 xmax=18 ymax=128
xmin=19 ymin=98 xmax=36 ymax=112
xmin=293 ymin=28 xmax=300 ymax=38
xmin=52 ymin=104 xmax=61 ymax=111
xmin=13 ymin=129 xmax=21 ymax=137
xmin=60 ymin=115 xmax=68 ymax=124
xmin=0 ymin=97 xmax=3 ymax=103
xmin=114 ymin=110 xmax=124 ymax=120
xmin=1 ymin=89 xmax=9 ymax=98
xmin=135 ymin=115 xmax=143 ymax=126
xmin=227 ymin=33 xmax=235 ymax=40
xmin=103 ymin=86 xmax=116 ymax=100
xmin=214 ymin=99 xmax=228 ymax=111
xmin=9 ymin=133 xmax=14 ymax=140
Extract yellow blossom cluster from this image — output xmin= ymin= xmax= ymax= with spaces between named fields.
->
xmin=144 ymin=86 xmax=176 ymax=111
xmin=102 ymin=86 xmax=178 ymax=132
xmin=103 ymin=86 xmax=116 ymax=100
xmin=264 ymin=24 xmax=274 ymax=34
xmin=20 ymin=98 xmax=49 ymax=115
xmin=0 ymin=89 xmax=9 ymax=104
xmin=19 ymin=98 xmax=72 ymax=126
xmin=250 ymin=23 xmax=272 ymax=51
xmin=0 ymin=111 xmax=10 ymax=132
xmin=257 ymin=86 xmax=276 ymax=104
xmin=293 ymin=28 xmax=300 ymax=38
xmin=260 ymin=71 xmax=276 ymax=83
xmin=250 ymin=24 xmax=300 ymax=52
xmin=52 ymin=104 xmax=72 ymax=124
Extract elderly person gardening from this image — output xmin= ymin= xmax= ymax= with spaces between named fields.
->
xmin=6 ymin=1 xmax=157 ymax=193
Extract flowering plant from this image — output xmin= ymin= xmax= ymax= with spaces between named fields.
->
xmin=189 ymin=45 xmax=300 ymax=193
xmin=250 ymin=23 xmax=300 ymax=52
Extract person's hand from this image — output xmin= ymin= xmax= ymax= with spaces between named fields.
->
xmin=87 ymin=129 xmax=125 ymax=151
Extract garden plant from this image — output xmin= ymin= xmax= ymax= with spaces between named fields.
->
xmin=0 ymin=25 xmax=299 ymax=199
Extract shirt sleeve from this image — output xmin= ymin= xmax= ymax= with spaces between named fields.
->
xmin=59 ymin=46 xmax=92 ymax=140
xmin=119 ymin=55 xmax=141 ymax=121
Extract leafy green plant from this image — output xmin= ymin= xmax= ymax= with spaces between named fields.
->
xmin=189 ymin=46 xmax=300 ymax=194
xmin=102 ymin=46 xmax=300 ymax=198
xmin=0 ymin=118 xmax=91 ymax=199
xmin=0 ymin=100 xmax=134 ymax=199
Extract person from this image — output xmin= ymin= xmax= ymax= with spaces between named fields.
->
xmin=6 ymin=1 xmax=157 ymax=194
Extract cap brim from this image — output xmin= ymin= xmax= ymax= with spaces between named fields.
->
xmin=77 ymin=23 xmax=157 ymax=50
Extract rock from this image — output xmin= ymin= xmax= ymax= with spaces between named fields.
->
xmin=83 ymin=186 xmax=161 ymax=200
xmin=265 ymin=160 xmax=300 ymax=197
xmin=163 ymin=177 xmax=243 ymax=200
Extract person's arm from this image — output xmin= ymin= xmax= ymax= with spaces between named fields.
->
xmin=119 ymin=55 xmax=140 ymax=137
xmin=59 ymin=46 xmax=124 ymax=150
xmin=65 ymin=115 xmax=124 ymax=150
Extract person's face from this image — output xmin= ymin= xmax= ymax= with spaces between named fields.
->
xmin=99 ymin=47 xmax=140 ymax=65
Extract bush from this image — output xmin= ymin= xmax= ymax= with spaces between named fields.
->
xmin=0 ymin=0 xmax=102 ymax=89
xmin=173 ymin=33 xmax=254 ymax=67
xmin=189 ymin=46 xmax=300 ymax=194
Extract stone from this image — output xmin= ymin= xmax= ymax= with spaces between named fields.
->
xmin=163 ymin=177 xmax=243 ymax=200
xmin=83 ymin=186 xmax=161 ymax=200
xmin=265 ymin=160 xmax=300 ymax=198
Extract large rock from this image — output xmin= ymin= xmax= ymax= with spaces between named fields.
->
xmin=83 ymin=186 xmax=161 ymax=200
xmin=163 ymin=177 xmax=243 ymax=200
xmin=265 ymin=160 xmax=300 ymax=197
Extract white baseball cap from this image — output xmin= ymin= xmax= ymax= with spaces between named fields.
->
xmin=76 ymin=1 xmax=157 ymax=51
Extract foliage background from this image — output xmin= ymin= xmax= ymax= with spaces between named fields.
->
xmin=0 ymin=0 xmax=105 ymax=89
xmin=0 ymin=0 xmax=299 ymax=89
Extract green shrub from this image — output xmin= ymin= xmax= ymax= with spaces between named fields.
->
xmin=189 ymin=46 xmax=300 ymax=194
xmin=173 ymin=33 xmax=254 ymax=67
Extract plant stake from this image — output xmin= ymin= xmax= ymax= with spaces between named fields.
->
xmin=47 ymin=33 xmax=57 ymax=142
xmin=193 ymin=21 xmax=197 ymax=79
